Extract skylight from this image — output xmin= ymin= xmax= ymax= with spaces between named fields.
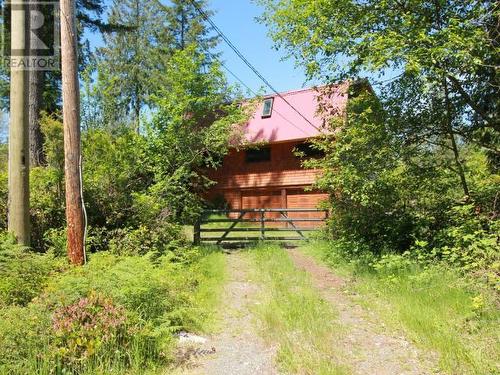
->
xmin=262 ymin=98 xmax=274 ymax=118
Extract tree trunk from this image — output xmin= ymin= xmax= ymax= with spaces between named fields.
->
xmin=8 ymin=1 xmax=31 ymax=245
xmin=443 ymin=78 xmax=470 ymax=199
xmin=28 ymin=1 xmax=45 ymax=166
xmin=29 ymin=69 xmax=45 ymax=166
xmin=61 ymin=0 xmax=84 ymax=265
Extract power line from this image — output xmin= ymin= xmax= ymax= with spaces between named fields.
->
xmin=194 ymin=35 xmax=312 ymax=137
xmin=188 ymin=0 xmax=321 ymax=132
xmin=215 ymin=58 xmax=310 ymax=136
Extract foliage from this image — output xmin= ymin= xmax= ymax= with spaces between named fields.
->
xmin=0 ymin=0 xmax=119 ymax=115
xmin=302 ymin=86 xmax=499 ymax=278
xmin=418 ymin=204 xmax=500 ymax=286
xmin=259 ymin=0 xmax=499 ymax=279
xmin=51 ymin=292 xmax=128 ymax=367
xmin=258 ymin=0 xmax=498 ymax=140
xmin=0 ymin=46 xmax=247 ymax=251
xmin=306 ymin=90 xmax=417 ymax=251
xmin=145 ymin=46 xmax=249 ymax=223
xmin=0 ymin=247 xmax=226 ymax=374
xmin=95 ymin=0 xmax=219 ymax=131
xmin=0 ymin=303 xmax=53 ymax=374
xmin=163 ymin=0 xmax=219 ymax=53
xmin=95 ymin=0 xmax=170 ymax=130
xmin=82 ymin=128 xmax=152 ymax=230
xmin=107 ymin=222 xmax=188 ymax=259
xmin=0 ymin=232 xmax=62 ymax=307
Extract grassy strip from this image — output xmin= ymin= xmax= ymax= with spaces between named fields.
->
xmin=301 ymin=240 xmax=499 ymax=375
xmin=186 ymin=246 xmax=227 ymax=333
xmin=248 ymin=243 xmax=350 ymax=375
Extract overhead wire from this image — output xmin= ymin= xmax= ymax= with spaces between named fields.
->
xmin=188 ymin=0 xmax=321 ymax=132
xmin=214 ymin=57 xmax=310 ymax=137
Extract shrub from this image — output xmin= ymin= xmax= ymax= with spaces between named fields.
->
xmin=0 ymin=232 xmax=61 ymax=306
xmin=107 ymin=221 xmax=188 ymax=258
xmin=43 ymin=253 xmax=197 ymax=328
xmin=51 ymin=292 xmax=128 ymax=368
xmin=30 ymin=167 xmax=66 ymax=250
xmin=0 ymin=303 xmax=52 ymax=374
xmin=0 ymin=249 xmax=223 ymax=374
xmin=43 ymin=227 xmax=67 ymax=257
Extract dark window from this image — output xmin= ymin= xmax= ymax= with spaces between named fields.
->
xmin=262 ymin=98 xmax=274 ymax=117
xmin=245 ymin=147 xmax=271 ymax=163
xmin=295 ymin=142 xmax=325 ymax=159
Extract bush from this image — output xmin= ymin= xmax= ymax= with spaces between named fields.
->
xmin=0 ymin=303 xmax=52 ymax=374
xmin=413 ymin=204 xmax=500 ymax=288
xmin=43 ymin=252 xmax=210 ymax=332
xmin=51 ymin=292 xmax=128 ymax=368
xmin=107 ymin=221 xmax=188 ymax=259
xmin=0 ymin=233 xmax=61 ymax=306
xmin=30 ymin=167 xmax=66 ymax=250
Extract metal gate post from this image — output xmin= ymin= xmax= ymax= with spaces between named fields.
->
xmin=260 ymin=209 xmax=265 ymax=240
xmin=194 ymin=217 xmax=201 ymax=245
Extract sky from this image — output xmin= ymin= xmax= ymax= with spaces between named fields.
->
xmin=208 ymin=0 xmax=316 ymax=94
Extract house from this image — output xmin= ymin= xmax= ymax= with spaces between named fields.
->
xmin=206 ymin=84 xmax=349 ymax=224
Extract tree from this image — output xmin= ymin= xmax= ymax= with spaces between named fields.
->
xmin=95 ymin=0 xmax=219 ymax=132
xmin=28 ymin=1 xmax=45 ymax=167
xmin=260 ymin=0 xmax=499 ymax=257
xmin=8 ymin=1 xmax=30 ymax=245
xmin=258 ymin=0 xmax=499 ymax=197
xmin=163 ymin=0 xmax=218 ymax=53
xmin=60 ymin=0 xmax=84 ymax=265
xmin=96 ymin=0 xmax=167 ymax=132
xmin=0 ymin=0 xmax=117 ymax=166
xmin=144 ymin=46 xmax=249 ymax=223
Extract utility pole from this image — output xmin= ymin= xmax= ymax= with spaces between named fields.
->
xmin=8 ymin=0 xmax=30 ymax=245
xmin=60 ymin=0 xmax=84 ymax=264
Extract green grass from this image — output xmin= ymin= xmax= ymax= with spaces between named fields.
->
xmin=247 ymin=243 xmax=350 ymax=375
xmin=301 ymin=240 xmax=500 ymax=375
xmin=187 ymin=245 xmax=227 ymax=333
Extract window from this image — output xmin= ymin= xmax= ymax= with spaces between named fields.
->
xmin=295 ymin=142 xmax=325 ymax=159
xmin=262 ymin=98 xmax=274 ymax=118
xmin=245 ymin=147 xmax=271 ymax=163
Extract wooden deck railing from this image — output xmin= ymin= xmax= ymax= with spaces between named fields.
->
xmin=194 ymin=208 xmax=328 ymax=245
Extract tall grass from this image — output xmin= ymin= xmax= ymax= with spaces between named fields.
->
xmin=248 ymin=243 xmax=350 ymax=375
xmin=302 ymin=240 xmax=500 ymax=375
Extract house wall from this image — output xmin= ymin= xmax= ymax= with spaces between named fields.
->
xmin=206 ymin=140 xmax=329 ymax=226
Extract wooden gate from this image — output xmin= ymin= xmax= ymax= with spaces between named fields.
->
xmin=194 ymin=208 xmax=328 ymax=245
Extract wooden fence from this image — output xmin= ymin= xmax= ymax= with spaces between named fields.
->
xmin=194 ymin=208 xmax=328 ymax=245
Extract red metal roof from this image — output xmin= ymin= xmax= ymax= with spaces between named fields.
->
xmin=242 ymin=84 xmax=348 ymax=144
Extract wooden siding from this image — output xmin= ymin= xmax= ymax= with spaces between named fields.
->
xmin=207 ymin=141 xmax=323 ymax=190
xmin=206 ymin=140 xmax=329 ymax=227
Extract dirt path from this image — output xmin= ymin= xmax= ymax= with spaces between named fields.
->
xmin=287 ymin=248 xmax=441 ymax=375
xmin=173 ymin=251 xmax=277 ymax=375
